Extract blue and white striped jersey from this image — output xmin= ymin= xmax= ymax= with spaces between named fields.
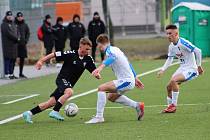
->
xmin=168 ymin=37 xmax=197 ymax=69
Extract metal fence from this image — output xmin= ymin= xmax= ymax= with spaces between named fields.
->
xmin=10 ymin=0 xmax=56 ymax=43
xmin=0 ymin=0 xmax=10 ymax=78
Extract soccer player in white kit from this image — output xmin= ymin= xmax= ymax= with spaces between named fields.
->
xmin=85 ymin=34 xmax=145 ymax=124
xmin=157 ymin=24 xmax=204 ymax=113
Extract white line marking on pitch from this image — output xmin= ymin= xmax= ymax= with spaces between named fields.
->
xmin=1 ymin=102 xmax=209 ymax=125
xmin=0 ymin=63 xmax=179 ymax=125
xmin=50 ymin=102 xmax=210 ymax=110
xmin=0 ymin=114 xmax=23 ymax=125
xmin=80 ymin=102 xmax=210 ymax=109
xmin=0 ymin=95 xmax=32 ymax=97
xmin=2 ymin=94 xmax=40 ymax=105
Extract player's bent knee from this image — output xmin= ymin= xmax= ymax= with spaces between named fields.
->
xmin=108 ymin=94 xmax=119 ymax=102
xmin=98 ymin=85 xmax=105 ymax=92
xmin=64 ymin=88 xmax=73 ymax=98
xmin=167 ymin=84 xmax=172 ymax=91
xmin=108 ymin=95 xmax=115 ymax=102
xmin=170 ymin=79 xmax=177 ymax=85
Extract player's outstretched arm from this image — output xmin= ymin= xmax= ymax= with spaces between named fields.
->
xmin=157 ymin=57 xmax=173 ymax=78
xmin=35 ymin=53 xmax=55 ymax=70
xmin=135 ymin=78 xmax=144 ymax=89
xmin=92 ymin=64 xmax=105 ymax=77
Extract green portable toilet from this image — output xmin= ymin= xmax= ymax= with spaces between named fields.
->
xmin=172 ymin=2 xmax=210 ymax=57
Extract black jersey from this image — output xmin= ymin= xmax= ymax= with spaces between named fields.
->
xmin=55 ymin=50 xmax=96 ymax=87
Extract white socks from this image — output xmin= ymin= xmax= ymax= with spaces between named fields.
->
xmin=96 ymin=91 xmax=107 ymax=118
xmin=95 ymin=92 xmax=138 ymax=118
xmin=167 ymin=96 xmax=172 ymax=106
xmin=115 ymin=95 xmax=137 ymax=109
xmin=172 ymin=91 xmax=179 ymax=106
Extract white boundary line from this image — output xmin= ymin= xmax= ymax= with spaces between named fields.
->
xmin=79 ymin=102 xmax=210 ymax=109
xmin=68 ymin=89 xmax=98 ymax=101
xmin=0 ymin=95 xmax=31 ymax=97
xmin=0 ymin=62 xmax=179 ymax=125
xmin=65 ymin=102 xmax=210 ymax=110
xmin=2 ymin=94 xmax=40 ymax=105
xmin=0 ymin=114 xmax=23 ymax=125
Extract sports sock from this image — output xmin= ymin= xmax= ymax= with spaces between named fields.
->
xmin=167 ymin=96 xmax=172 ymax=106
xmin=172 ymin=91 xmax=179 ymax=106
xmin=96 ymin=91 xmax=106 ymax=118
xmin=30 ymin=106 xmax=42 ymax=115
xmin=53 ymin=101 xmax=63 ymax=112
xmin=115 ymin=95 xmax=137 ymax=109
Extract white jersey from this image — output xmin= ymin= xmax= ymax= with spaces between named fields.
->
xmin=168 ymin=37 xmax=197 ymax=69
xmin=105 ymin=46 xmax=135 ymax=79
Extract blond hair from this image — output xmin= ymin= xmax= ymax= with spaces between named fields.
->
xmin=96 ymin=34 xmax=109 ymax=44
xmin=80 ymin=37 xmax=92 ymax=47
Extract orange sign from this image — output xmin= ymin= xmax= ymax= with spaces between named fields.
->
xmin=55 ymin=2 xmax=83 ymax=22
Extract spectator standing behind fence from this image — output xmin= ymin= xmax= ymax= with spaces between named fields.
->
xmin=88 ymin=12 xmax=106 ymax=61
xmin=42 ymin=14 xmax=54 ymax=67
xmin=15 ymin=12 xmax=30 ymax=78
xmin=67 ymin=14 xmax=86 ymax=51
xmin=1 ymin=11 xmax=19 ymax=79
xmin=53 ymin=17 xmax=67 ymax=68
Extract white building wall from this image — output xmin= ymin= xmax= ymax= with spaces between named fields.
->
xmin=90 ymin=0 xmax=157 ymax=26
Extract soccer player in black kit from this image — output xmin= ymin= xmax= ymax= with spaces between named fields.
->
xmin=23 ymin=38 xmax=101 ymax=123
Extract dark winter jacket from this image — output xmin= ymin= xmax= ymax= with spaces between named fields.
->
xmin=15 ymin=18 xmax=30 ymax=58
xmin=88 ymin=18 xmax=105 ymax=46
xmin=67 ymin=21 xmax=85 ymax=41
xmin=42 ymin=20 xmax=54 ymax=48
xmin=53 ymin=23 xmax=67 ymax=50
xmin=1 ymin=17 xmax=19 ymax=59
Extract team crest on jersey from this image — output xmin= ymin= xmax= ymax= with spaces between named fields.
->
xmin=176 ymin=53 xmax=183 ymax=58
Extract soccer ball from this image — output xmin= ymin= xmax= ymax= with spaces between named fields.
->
xmin=64 ymin=103 xmax=79 ymax=117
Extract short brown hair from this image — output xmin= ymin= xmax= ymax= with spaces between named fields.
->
xmin=165 ymin=24 xmax=177 ymax=30
xmin=80 ymin=37 xmax=92 ymax=47
xmin=96 ymin=34 xmax=109 ymax=44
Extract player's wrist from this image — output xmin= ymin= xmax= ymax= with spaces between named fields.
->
xmin=99 ymin=64 xmax=105 ymax=70
xmin=160 ymin=68 xmax=165 ymax=72
xmin=39 ymin=59 xmax=44 ymax=64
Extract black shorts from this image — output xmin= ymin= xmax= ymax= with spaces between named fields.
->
xmin=50 ymin=77 xmax=72 ymax=101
